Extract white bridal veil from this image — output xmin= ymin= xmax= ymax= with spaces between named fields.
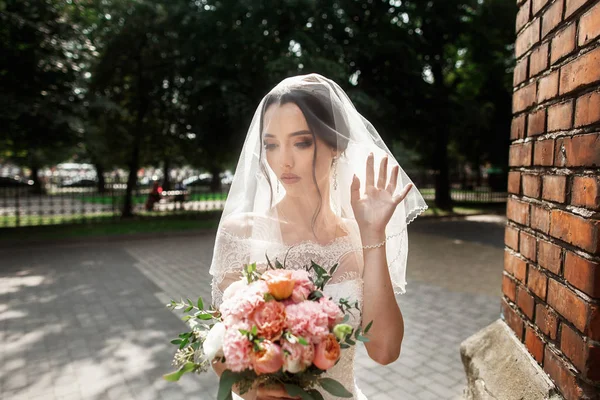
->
xmin=209 ymin=73 xmax=427 ymax=303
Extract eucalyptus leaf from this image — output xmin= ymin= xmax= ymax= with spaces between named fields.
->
xmin=356 ymin=334 xmax=370 ymax=342
xmin=283 ymin=384 xmax=314 ymax=400
xmin=307 ymin=389 xmax=325 ymax=400
xmin=319 ymin=378 xmax=353 ymax=398
xmin=217 ymin=370 xmax=241 ymax=400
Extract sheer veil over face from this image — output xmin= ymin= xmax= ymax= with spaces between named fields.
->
xmin=209 ymin=73 xmax=427 ymax=299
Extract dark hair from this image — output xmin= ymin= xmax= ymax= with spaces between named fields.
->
xmin=258 ymin=87 xmax=349 ymax=238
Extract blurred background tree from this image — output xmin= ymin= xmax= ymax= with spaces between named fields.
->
xmin=0 ymin=0 xmax=516 ymax=215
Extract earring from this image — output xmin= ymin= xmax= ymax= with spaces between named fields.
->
xmin=332 ymin=158 xmax=338 ymax=191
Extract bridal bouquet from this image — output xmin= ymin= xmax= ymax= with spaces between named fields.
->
xmin=164 ymin=257 xmax=372 ymax=400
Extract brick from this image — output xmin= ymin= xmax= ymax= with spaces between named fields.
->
xmin=517 ymin=286 xmax=536 ymax=319
xmin=517 ymin=0 xmax=532 ymax=32
xmin=542 ymin=175 xmax=567 ymax=203
xmin=511 ymin=115 xmax=526 ymax=140
xmin=527 ymin=109 xmax=546 ymax=137
xmin=525 ymin=326 xmax=545 ymax=363
xmin=578 ymin=1 xmax=600 ymax=46
xmin=503 ymin=299 xmax=524 ymax=340
xmin=550 ymin=209 xmax=600 ymax=252
xmin=533 ymin=0 xmax=550 ymax=15
xmin=530 ymin=42 xmax=549 ymax=76
xmin=528 ymin=265 xmax=548 ymax=299
xmin=544 ymin=348 xmax=584 ymax=400
xmin=531 ymin=205 xmax=551 ymax=234
xmin=560 ymin=47 xmax=600 ymax=95
xmin=508 ymin=171 xmax=521 ymax=194
xmin=542 ymin=0 xmax=563 ymax=38
xmin=522 ymin=174 xmax=542 ymax=198
xmin=516 ymin=18 xmax=541 ymax=58
xmin=520 ymin=231 xmax=538 ymax=261
xmin=507 ymin=198 xmax=530 ymax=225
xmin=536 ymin=303 xmax=559 ymax=340
xmin=547 ymin=100 xmax=573 ymax=131
xmin=533 ymin=139 xmax=555 ymax=166
xmin=551 ymin=23 xmax=576 ymax=64
xmin=514 ymin=57 xmax=529 ymax=86
xmin=509 ymin=142 xmax=533 ymax=166
xmin=503 ymin=274 xmax=517 ymax=301
xmin=565 ymin=0 xmax=594 ymax=18
xmin=506 ymin=250 xmax=528 ymax=282
xmin=514 ymin=82 xmax=537 ymax=112
xmin=564 ymin=251 xmax=600 ymax=298
xmin=547 ymin=278 xmax=588 ymax=332
xmin=538 ymin=240 xmax=562 ymax=274
xmin=574 ymin=90 xmax=600 ymax=127
xmin=590 ymin=305 xmax=600 ymax=341
xmin=505 ymin=225 xmax=520 ymax=250
xmin=555 ymin=134 xmax=600 ymax=167
xmin=571 ymin=176 xmax=600 ymax=209
xmin=537 ymin=70 xmax=559 ymax=103
xmin=560 ymin=324 xmax=588 ymax=374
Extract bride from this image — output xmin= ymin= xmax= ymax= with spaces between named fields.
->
xmin=209 ymin=74 xmax=427 ymax=399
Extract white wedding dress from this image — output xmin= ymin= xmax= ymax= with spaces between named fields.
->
xmin=211 ymin=216 xmax=368 ymax=400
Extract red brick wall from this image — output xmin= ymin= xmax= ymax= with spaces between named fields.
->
xmin=505 ymin=0 xmax=600 ymax=398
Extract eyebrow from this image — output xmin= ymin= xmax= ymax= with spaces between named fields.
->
xmin=263 ymin=130 xmax=312 ymax=139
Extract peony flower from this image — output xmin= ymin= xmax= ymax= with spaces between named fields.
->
xmin=222 ymin=323 xmax=252 ymax=372
xmin=250 ymin=300 xmax=286 ymax=341
xmin=262 ymin=270 xmax=295 ymax=300
xmin=319 ymin=297 xmax=343 ymax=327
xmin=281 ymin=339 xmax=315 ymax=373
xmin=203 ymin=322 xmax=226 ymax=360
xmin=313 ymin=334 xmax=341 ymax=370
xmin=220 ymin=280 xmax=268 ymax=325
xmin=251 ymin=340 xmax=283 ymax=374
xmin=222 ymin=279 xmax=248 ymax=302
xmin=291 ymin=270 xmax=314 ymax=303
xmin=285 ymin=301 xmax=330 ymax=343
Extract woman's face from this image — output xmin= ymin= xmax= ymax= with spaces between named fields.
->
xmin=262 ymin=102 xmax=335 ymax=198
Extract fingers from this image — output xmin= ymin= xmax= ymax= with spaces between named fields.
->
xmin=350 ymin=174 xmax=361 ymax=203
xmin=392 ymin=183 xmax=414 ymax=205
xmin=377 ymin=157 xmax=388 ymax=190
xmin=386 ymin=165 xmax=399 ymax=194
xmin=365 ymin=153 xmax=374 ymax=188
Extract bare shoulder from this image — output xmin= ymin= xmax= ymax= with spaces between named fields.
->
xmin=219 ymin=212 xmax=277 ymax=238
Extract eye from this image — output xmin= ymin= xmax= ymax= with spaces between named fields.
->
xmin=295 ymin=140 xmax=313 ymax=149
xmin=264 ymin=143 xmax=278 ymax=151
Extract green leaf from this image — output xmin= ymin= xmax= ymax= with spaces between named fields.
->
xmin=198 ymin=313 xmax=213 ymax=320
xmin=345 ymin=338 xmax=356 ymax=346
xmin=265 ymin=254 xmax=274 ymax=269
xmin=364 ymin=321 xmax=373 ymax=334
xmin=307 ymin=389 xmax=325 ymax=400
xmin=197 ymin=297 xmax=204 ymax=310
xmin=297 ymin=336 xmax=309 ymax=346
xmin=275 ymin=259 xmax=284 ymax=269
xmin=283 ymin=384 xmax=315 ymax=400
xmin=340 ymin=343 xmax=350 ymax=349
xmin=328 ymin=263 xmax=339 ymax=277
xmin=319 ymin=378 xmax=353 ymax=398
xmin=356 ymin=334 xmax=370 ymax=342
xmin=170 ymin=339 xmax=182 ymax=345
xmin=308 ymin=291 xmax=323 ymax=301
xmin=251 ymin=325 xmax=258 ymax=336
xmin=218 ymin=370 xmax=241 ymax=400
xmin=163 ymin=362 xmax=196 ymax=382
xmin=341 ymin=314 xmax=350 ymax=324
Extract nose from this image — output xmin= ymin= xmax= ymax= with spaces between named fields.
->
xmin=279 ymin=145 xmax=294 ymax=170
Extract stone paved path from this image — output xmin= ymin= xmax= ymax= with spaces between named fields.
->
xmin=0 ymin=215 xmax=505 ymax=400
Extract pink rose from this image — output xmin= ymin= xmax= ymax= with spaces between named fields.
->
xmin=220 ymin=280 xmax=268 ymax=325
xmin=291 ymin=270 xmax=314 ymax=303
xmin=319 ymin=297 xmax=343 ymax=327
xmin=250 ymin=300 xmax=286 ymax=341
xmin=251 ymin=340 xmax=283 ymax=374
xmin=222 ymin=323 xmax=252 ymax=372
xmin=262 ymin=270 xmax=295 ymax=300
xmin=285 ymin=301 xmax=329 ymax=343
xmin=281 ymin=339 xmax=314 ymax=373
xmin=313 ymin=334 xmax=341 ymax=370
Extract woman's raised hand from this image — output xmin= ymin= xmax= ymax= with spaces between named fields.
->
xmin=350 ymin=153 xmax=413 ymax=236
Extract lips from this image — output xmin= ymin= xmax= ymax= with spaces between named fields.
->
xmin=280 ymin=173 xmax=300 ymax=184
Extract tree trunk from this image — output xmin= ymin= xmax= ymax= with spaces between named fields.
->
xmin=210 ymin=167 xmax=222 ymax=192
xmin=95 ymin=163 xmax=106 ymax=194
xmin=433 ymin=132 xmax=452 ymax=211
xmin=29 ymin=165 xmax=44 ymax=195
xmin=162 ymin=158 xmax=171 ymax=191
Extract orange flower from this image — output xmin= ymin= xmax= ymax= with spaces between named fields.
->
xmin=262 ymin=270 xmax=295 ymax=300
xmin=251 ymin=340 xmax=284 ymax=374
xmin=313 ymin=334 xmax=341 ymax=370
xmin=250 ymin=300 xmax=286 ymax=341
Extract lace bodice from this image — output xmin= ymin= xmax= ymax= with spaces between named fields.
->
xmin=211 ymin=217 xmax=368 ymax=399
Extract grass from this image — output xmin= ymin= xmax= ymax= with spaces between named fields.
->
xmin=0 ymin=212 xmax=222 ymax=243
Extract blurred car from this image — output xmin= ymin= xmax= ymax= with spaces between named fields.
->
xmin=59 ymin=178 xmax=97 ymax=188
xmin=0 ymin=176 xmax=34 ymax=188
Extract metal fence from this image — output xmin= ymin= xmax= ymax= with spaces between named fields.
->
xmin=0 ymin=177 xmax=507 ymax=228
